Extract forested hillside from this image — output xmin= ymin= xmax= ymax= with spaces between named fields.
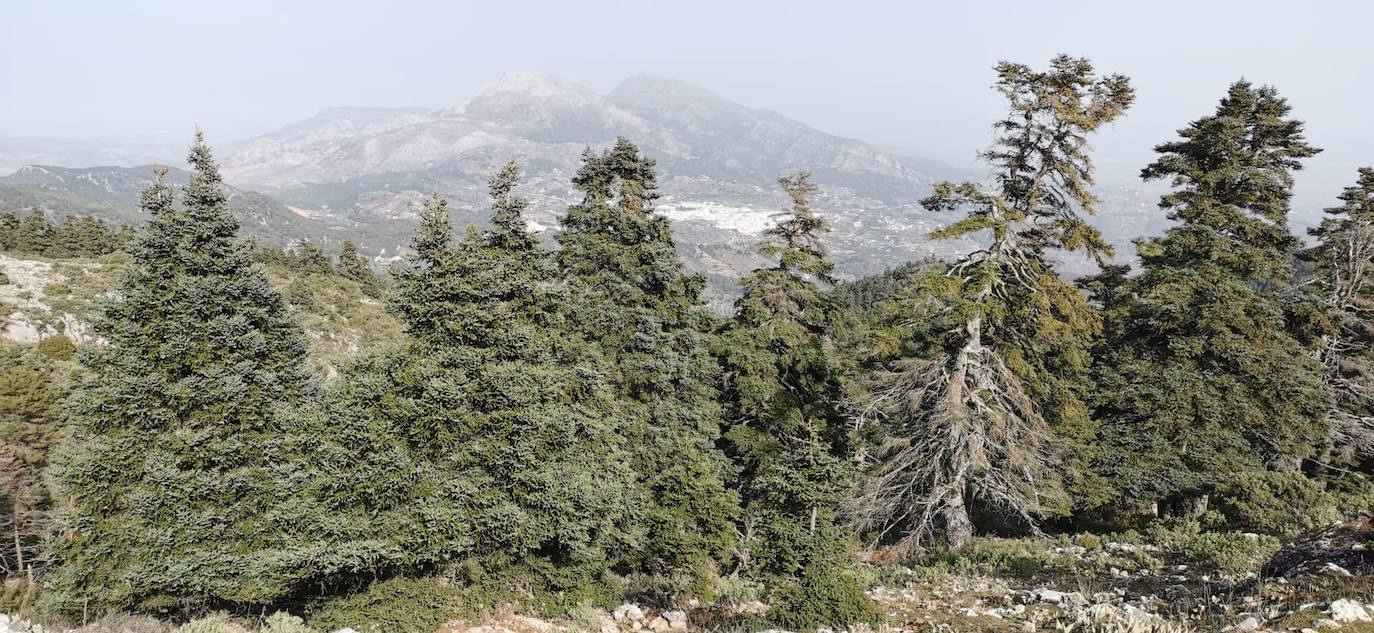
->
xmin=0 ymin=56 xmax=1371 ymax=633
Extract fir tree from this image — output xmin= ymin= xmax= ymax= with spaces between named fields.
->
xmin=0 ymin=344 xmax=66 ymax=468
xmin=47 ymin=133 xmax=317 ymax=612
xmin=851 ymin=56 xmax=1133 ymax=552
xmin=1091 ymin=82 xmax=1328 ymax=514
xmin=0 ymin=213 xmax=17 ymax=251
xmin=295 ymin=240 xmax=333 ymax=275
xmin=320 ymin=163 xmax=639 ymax=601
xmin=716 ymin=172 xmax=876 ymax=627
xmin=0 ymin=343 xmax=66 ymax=576
xmin=11 ymin=213 xmax=51 ymax=255
xmin=335 ymin=240 xmax=382 ymax=295
xmin=557 ymin=139 xmax=738 ymax=587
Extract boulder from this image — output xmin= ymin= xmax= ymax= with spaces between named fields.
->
xmin=1262 ymin=512 xmax=1373 ymax=578
xmin=1330 ymin=598 xmax=1373 ymax=623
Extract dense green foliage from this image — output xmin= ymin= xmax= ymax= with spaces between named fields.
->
xmin=309 ymin=577 xmax=462 ymax=633
xmin=10 ymin=54 xmax=1372 ymax=632
xmin=556 ymin=139 xmax=738 ymax=588
xmin=1090 ymin=82 xmax=1330 ymax=514
xmin=716 ymin=172 xmax=876 ymax=627
xmin=46 ymin=135 xmax=319 ymax=612
xmin=0 ymin=211 xmax=131 ymax=258
xmin=313 ymin=162 xmax=640 ymax=603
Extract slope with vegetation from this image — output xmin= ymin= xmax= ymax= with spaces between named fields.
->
xmin=0 ymin=56 xmax=1370 ymax=633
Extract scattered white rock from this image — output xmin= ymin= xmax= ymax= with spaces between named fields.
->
xmin=1030 ymin=588 xmax=1084 ymax=605
xmin=1322 ymin=562 xmax=1354 ymax=577
xmin=1330 ymin=598 xmax=1373 ymax=623
xmin=612 ymin=604 xmax=644 ymax=622
xmin=660 ymin=611 xmax=687 ymax=630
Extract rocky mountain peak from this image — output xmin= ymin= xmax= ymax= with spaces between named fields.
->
xmin=608 ymin=74 xmax=733 ymax=110
xmin=468 ymin=71 xmax=601 ymax=105
xmin=462 ymin=71 xmax=665 ymax=145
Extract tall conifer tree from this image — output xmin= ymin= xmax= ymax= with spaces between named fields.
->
xmin=851 ymin=56 xmax=1133 ymax=552
xmin=321 ymin=163 xmax=639 ymax=599
xmin=717 ymin=172 xmax=875 ymax=627
xmin=49 ymin=133 xmax=316 ymax=611
xmin=335 ymin=240 xmax=382 ymax=296
xmin=557 ymin=138 xmax=738 ymax=586
xmin=1091 ymin=82 xmax=1328 ymax=513
xmin=1305 ymin=168 xmax=1374 ymax=466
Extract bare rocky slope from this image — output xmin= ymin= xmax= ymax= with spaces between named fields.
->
xmin=1 ymin=73 xmax=1172 ymax=306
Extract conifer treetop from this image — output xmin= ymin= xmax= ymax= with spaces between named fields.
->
xmin=1138 ymin=81 xmax=1321 ymax=282
xmin=488 ymin=160 xmax=536 ymax=250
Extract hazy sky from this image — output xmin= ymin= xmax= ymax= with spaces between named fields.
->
xmin=3 ymin=0 xmax=1371 ymax=205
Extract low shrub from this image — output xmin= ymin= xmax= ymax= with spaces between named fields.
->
xmin=766 ymin=566 xmax=881 ymax=632
xmin=309 ymin=577 xmax=463 ymax=633
xmin=37 ymin=334 xmax=76 ymax=360
xmin=1213 ymin=472 xmax=1341 ymax=537
xmin=1076 ymin=533 xmax=1105 ymax=551
xmin=262 ymin=612 xmax=316 ymax=633
xmin=1143 ymin=519 xmax=1280 ymax=574
xmin=933 ymin=537 xmax=1065 ymax=578
xmin=43 ymin=282 xmax=71 ymax=298
xmin=175 ymin=614 xmax=249 ymax=633
xmin=0 ymin=578 xmax=40 ymax=618
xmin=73 ymin=613 xmax=174 ymax=633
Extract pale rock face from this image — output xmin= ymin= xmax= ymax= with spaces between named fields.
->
xmin=0 ymin=255 xmax=101 ymax=345
xmin=1330 ymin=598 xmax=1373 ymax=622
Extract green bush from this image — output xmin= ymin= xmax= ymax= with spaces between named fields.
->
xmin=767 ymin=566 xmax=881 ymax=632
xmin=78 ymin=613 xmax=173 ymax=633
xmin=1323 ymin=472 xmax=1374 ymax=517
xmin=262 ymin=612 xmax=316 ymax=633
xmin=1178 ymin=531 xmax=1280 ymax=574
xmin=1213 ymin=472 xmax=1341 ymax=536
xmin=36 ymin=334 xmax=75 ymax=360
xmin=1076 ymin=533 xmax=1104 ymax=551
xmin=933 ymin=537 xmax=1064 ymax=578
xmin=1143 ymin=519 xmax=1280 ymax=574
xmin=0 ymin=578 xmax=40 ymax=617
xmin=175 ymin=614 xmax=249 ymax=633
xmin=309 ymin=577 xmax=462 ymax=633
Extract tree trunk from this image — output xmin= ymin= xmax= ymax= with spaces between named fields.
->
xmin=944 ymin=488 xmax=974 ymax=550
xmin=11 ymin=489 xmax=21 ymax=574
xmin=1163 ymin=493 xmax=1209 ymax=518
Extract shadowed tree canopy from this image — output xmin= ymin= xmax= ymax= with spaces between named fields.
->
xmin=1091 ymin=81 xmax=1328 ymax=511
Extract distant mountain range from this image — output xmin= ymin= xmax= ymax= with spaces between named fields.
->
xmin=0 ymin=72 xmax=1174 ymax=304
xmin=0 ymin=164 xmax=347 ymax=247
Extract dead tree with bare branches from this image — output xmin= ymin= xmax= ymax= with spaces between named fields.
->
xmin=848 ymin=56 xmax=1133 ymax=554
xmin=1308 ymin=168 xmax=1374 ymax=466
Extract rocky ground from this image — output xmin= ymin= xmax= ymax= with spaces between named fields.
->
xmin=0 ymin=514 xmax=1368 ymax=633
